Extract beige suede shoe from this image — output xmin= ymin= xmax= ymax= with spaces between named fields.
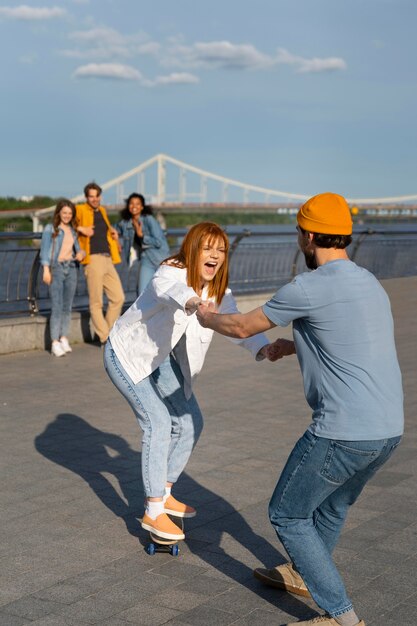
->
xmin=253 ymin=562 xmax=311 ymax=597
xmin=286 ymin=617 xmax=365 ymax=625
xmin=141 ymin=513 xmax=185 ymax=540
xmin=164 ymin=494 xmax=196 ymax=518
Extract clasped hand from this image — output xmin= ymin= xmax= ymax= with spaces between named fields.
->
xmin=185 ymin=298 xmax=216 ymax=318
xmin=195 ymin=300 xmax=216 ymax=325
xmin=263 ymin=338 xmax=296 ymax=361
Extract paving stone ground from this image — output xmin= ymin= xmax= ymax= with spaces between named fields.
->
xmin=0 ymin=276 xmax=416 ymax=626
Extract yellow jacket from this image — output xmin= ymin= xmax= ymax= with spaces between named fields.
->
xmin=76 ymin=203 xmax=121 ymax=265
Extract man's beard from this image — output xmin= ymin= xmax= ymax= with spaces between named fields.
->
xmin=304 ymin=250 xmax=318 ymax=270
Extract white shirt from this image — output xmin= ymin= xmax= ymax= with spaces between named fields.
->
xmin=110 ymin=264 xmax=268 ymax=398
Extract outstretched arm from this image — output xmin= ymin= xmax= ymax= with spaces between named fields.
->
xmin=196 ymin=304 xmax=276 ymax=338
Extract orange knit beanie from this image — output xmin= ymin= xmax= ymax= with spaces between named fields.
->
xmin=297 ymin=192 xmax=353 ymax=235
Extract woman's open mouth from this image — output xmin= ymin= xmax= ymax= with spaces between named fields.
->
xmin=204 ymin=262 xmax=217 ymax=276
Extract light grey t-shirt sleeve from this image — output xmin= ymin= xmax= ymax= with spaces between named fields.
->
xmin=262 ymin=278 xmax=310 ymax=327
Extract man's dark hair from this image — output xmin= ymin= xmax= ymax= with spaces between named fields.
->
xmin=299 ymin=226 xmax=352 ymax=249
xmin=84 ymin=182 xmax=102 ymax=197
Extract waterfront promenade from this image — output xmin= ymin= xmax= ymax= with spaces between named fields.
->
xmin=0 ymin=276 xmax=416 ymax=626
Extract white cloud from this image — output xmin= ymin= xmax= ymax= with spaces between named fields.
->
xmin=62 ymin=46 xmax=131 ymax=59
xmin=64 ymin=27 xmax=159 ymax=60
xmin=276 ymin=48 xmax=347 ymax=73
xmin=66 ymin=30 xmax=346 ymax=85
xmin=274 ymin=48 xmax=300 ymax=67
xmin=72 ymin=63 xmax=198 ymax=88
xmin=69 ymin=26 xmax=124 ymax=46
xmin=136 ymin=42 xmax=160 ymax=55
xmin=0 ymin=5 xmax=66 ymax=20
xmin=164 ymin=40 xmax=347 ymax=75
xmin=297 ymin=57 xmax=347 ymax=73
xmin=73 ymin=63 xmax=142 ymax=81
xmin=151 ymin=72 xmax=199 ymax=86
xmin=165 ymin=40 xmax=274 ymax=70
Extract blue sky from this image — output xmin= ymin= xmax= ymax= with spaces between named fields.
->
xmin=1 ymin=0 xmax=416 ymax=201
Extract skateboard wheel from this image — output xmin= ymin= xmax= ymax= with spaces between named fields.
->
xmin=147 ymin=543 xmax=156 ymax=555
xmin=171 ymin=544 xmax=179 ymax=556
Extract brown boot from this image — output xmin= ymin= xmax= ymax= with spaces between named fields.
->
xmin=253 ymin=562 xmax=311 ymax=597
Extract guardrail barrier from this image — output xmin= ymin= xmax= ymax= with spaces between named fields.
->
xmin=1 ymin=226 xmax=416 ymax=317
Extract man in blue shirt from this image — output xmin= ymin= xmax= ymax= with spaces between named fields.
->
xmin=196 ymin=192 xmax=403 ymax=626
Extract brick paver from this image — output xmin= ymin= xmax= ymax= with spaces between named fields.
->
xmin=0 ymin=276 xmax=416 ymax=625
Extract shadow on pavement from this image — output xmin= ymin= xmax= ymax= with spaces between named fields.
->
xmin=34 ymin=413 xmax=315 ymax=621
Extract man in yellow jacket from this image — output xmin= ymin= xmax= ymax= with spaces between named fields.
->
xmin=76 ymin=182 xmax=124 ymax=344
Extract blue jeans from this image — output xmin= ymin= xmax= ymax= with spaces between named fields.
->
xmin=138 ymin=256 xmax=159 ymax=295
xmin=269 ymin=430 xmax=401 ymax=617
xmin=49 ymin=261 xmax=78 ymax=341
xmin=103 ymin=340 xmax=204 ymax=497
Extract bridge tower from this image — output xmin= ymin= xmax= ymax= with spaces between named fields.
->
xmin=156 ymin=154 xmax=166 ymax=204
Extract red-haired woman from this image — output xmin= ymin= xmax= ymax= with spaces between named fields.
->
xmin=104 ymin=222 xmax=269 ymax=541
xmin=40 ymin=199 xmax=85 ymax=357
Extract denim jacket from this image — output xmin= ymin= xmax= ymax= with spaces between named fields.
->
xmin=40 ymin=223 xmax=81 ymax=267
xmin=115 ymin=219 xmax=139 ymax=265
xmin=116 ymin=214 xmax=169 ymax=267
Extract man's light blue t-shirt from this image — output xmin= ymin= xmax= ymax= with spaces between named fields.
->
xmin=263 ymin=260 xmax=404 ymax=440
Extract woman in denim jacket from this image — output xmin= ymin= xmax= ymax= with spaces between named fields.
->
xmin=116 ymin=193 xmax=170 ymax=295
xmin=40 ymin=199 xmax=85 ymax=357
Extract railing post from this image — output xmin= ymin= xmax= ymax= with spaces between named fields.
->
xmin=350 ymin=230 xmax=373 ymax=262
xmin=229 ymin=230 xmax=251 ymax=259
xmin=27 ymin=249 xmax=41 ymax=316
xmin=291 ymin=249 xmax=302 ymax=278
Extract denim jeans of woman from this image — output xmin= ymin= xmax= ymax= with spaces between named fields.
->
xmin=269 ymin=429 xmax=401 ymax=618
xmin=138 ymin=256 xmax=159 ymax=295
xmin=49 ymin=261 xmax=78 ymax=341
xmin=103 ymin=340 xmax=204 ymax=497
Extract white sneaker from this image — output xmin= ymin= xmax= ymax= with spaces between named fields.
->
xmin=51 ymin=341 xmax=66 ymax=357
xmin=60 ymin=337 xmax=72 ymax=353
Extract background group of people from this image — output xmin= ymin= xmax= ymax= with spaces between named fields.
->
xmin=40 ymin=183 xmax=169 ymax=356
xmin=40 ymin=189 xmax=403 ymax=626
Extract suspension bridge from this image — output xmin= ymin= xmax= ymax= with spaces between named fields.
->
xmin=27 ymin=153 xmax=417 ymax=230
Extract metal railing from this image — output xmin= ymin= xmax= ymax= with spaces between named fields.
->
xmin=0 ymin=226 xmax=416 ymax=317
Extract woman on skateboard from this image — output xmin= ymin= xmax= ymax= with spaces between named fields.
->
xmin=103 ymin=222 xmax=269 ymax=542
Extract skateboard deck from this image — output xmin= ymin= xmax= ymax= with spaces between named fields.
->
xmin=145 ymin=516 xmax=184 ymax=556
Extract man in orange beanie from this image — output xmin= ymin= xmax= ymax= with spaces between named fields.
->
xmin=196 ymin=192 xmax=403 ymax=626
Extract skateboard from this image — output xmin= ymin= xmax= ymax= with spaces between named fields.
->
xmin=145 ymin=516 xmax=184 ymax=556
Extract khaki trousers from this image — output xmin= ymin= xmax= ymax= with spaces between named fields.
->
xmin=85 ymin=254 xmax=125 ymax=343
